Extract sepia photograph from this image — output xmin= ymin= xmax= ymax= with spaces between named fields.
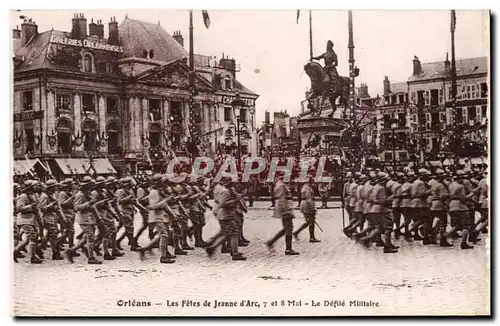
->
xmin=10 ymin=8 xmax=490 ymax=317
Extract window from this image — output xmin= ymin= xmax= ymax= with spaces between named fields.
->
xmin=480 ymin=83 xmax=488 ymax=98
xmin=399 ymin=151 xmax=408 ymax=161
xmin=82 ymin=93 xmax=95 ymax=112
xmin=25 ymin=128 xmax=34 ymax=154
xmin=384 ymin=96 xmax=390 ymax=105
xmin=149 ymin=99 xmax=162 ymax=121
xmin=56 ymin=93 xmax=71 ymax=113
xmin=149 ymin=124 xmax=161 ymax=148
xmin=106 ymin=97 xmax=119 ymax=116
xmin=467 ymin=106 xmax=477 ymax=122
xmin=384 ymin=152 xmax=393 ymax=161
xmin=82 ymin=120 xmax=97 ymax=151
xmin=383 ymin=114 xmax=391 ymax=129
xmin=56 ymin=119 xmax=72 ymax=154
xmin=456 ymin=107 xmax=463 ymax=124
xmin=224 ymin=107 xmax=232 ymax=121
xmin=107 ymin=123 xmax=120 ymax=154
xmin=398 ymin=94 xmax=405 ymax=105
xmin=430 ymin=89 xmax=439 ymax=106
xmin=424 ymin=90 xmax=430 ymax=105
xmin=398 ymin=113 xmax=405 ymax=128
xmin=84 ymin=54 xmax=93 ymax=73
xmin=149 ymin=50 xmax=154 ymax=59
xmin=170 ymin=101 xmax=182 ymax=122
xmin=23 ymin=90 xmax=33 ymax=111
xmin=439 ymin=89 xmax=444 ymax=104
xmin=411 ymin=92 xmax=416 ymax=105
xmin=417 ymin=91 xmax=425 ymax=107
xmin=391 ymin=95 xmax=397 ymax=105
xmin=481 ymin=105 xmax=487 ymax=118
xmin=240 ymin=108 xmax=248 ymax=123
xmin=431 ymin=112 xmax=440 ymax=130
xmin=471 ymin=85 xmax=476 ymax=99
xmin=431 ymin=138 xmax=439 ymax=152
xmin=224 ymin=76 xmax=231 ymax=90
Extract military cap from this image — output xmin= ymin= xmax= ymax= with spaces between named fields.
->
xmin=13 ymin=183 xmax=20 ymax=189
xmin=345 ymin=172 xmax=353 ymax=178
xmin=435 ymin=169 xmax=445 ymax=175
xmin=80 ymin=175 xmax=94 ymax=187
xmin=60 ymin=178 xmax=73 ymax=185
xmin=418 ymin=168 xmax=431 ymax=175
xmin=406 ymin=171 xmax=416 ymax=177
xmin=106 ymin=176 xmax=117 ymax=184
xmin=45 ymin=179 xmax=59 ymax=189
xmin=94 ymin=176 xmax=107 ymax=186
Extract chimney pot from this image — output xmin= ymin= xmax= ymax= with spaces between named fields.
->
xmin=412 ymin=56 xmax=422 ymax=75
xmin=383 ymin=76 xmax=391 ymax=94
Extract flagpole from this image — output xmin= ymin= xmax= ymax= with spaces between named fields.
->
xmin=450 ymin=10 xmax=457 ymax=126
xmin=309 ymin=10 xmax=313 ymax=61
xmin=188 ymin=10 xmax=196 ymax=151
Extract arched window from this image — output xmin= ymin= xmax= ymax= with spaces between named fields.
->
xmin=107 ymin=122 xmax=120 ymax=154
xmin=84 ymin=53 xmax=93 ymax=73
xmin=57 ymin=119 xmax=72 ymax=154
xmin=224 ymin=75 xmax=231 ymax=90
xmin=149 ymin=49 xmax=155 ymax=59
xmin=149 ymin=123 xmax=161 ymax=148
xmin=82 ymin=120 xmax=97 ymax=151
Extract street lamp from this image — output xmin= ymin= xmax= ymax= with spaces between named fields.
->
xmin=231 ymin=93 xmax=245 ymax=168
xmin=389 ymin=118 xmax=398 ymax=170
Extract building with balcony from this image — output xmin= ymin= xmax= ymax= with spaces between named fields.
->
xmin=257 ymin=110 xmax=300 ymax=156
xmin=12 ymin=13 xmax=258 ymax=178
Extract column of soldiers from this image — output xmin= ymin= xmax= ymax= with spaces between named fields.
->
xmin=13 ymin=172 xmax=213 ymax=264
xmin=341 ymin=167 xmax=489 ymax=253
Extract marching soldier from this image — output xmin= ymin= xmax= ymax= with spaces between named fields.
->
xmin=205 ymin=177 xmax=247 ymax=260
xmin=138 ymin=174 xmax=176 ymax=264
xmin=462 ymin=170 xmax=481 ymax=244
xmin=190 ymin=177 xmax=209 ymax=247
xmin=352 ymin=172 xmax=376 ymax=242
xmin=13 ymin=183 xmax=25 ymax=260
xmin=318 ymin=179 xmax=330 ymax=209
xmin=429 ymin=169 xmax=452 ymax=247
xmin=64 ymin=176 xmax=102 ymax=264
xmin=14 ymin=180 xmax=42 ymax=264
xmin=293 ymin=175 xmax=320 ymax=242
xmin=343 ymin=172 xmax=354 ymax=223
xmin=446 ymin=170 xmax=474 ymax=249
xmin=474 ymin=170 xmax=488 ymax=234
xmin=115 ymin=177 xmax=141 ymax=251
xmin=266 ymin=174 xmax=299 ymax=255
xmin=38 ymin=179 xmax=65 ymax=260
xmin=134 ymin=178 xmax=155 ymax=245
xmin=247 ymin=175 xmax=258 ymax=208
xmin=57 ymin=179 xmax=78 ymax=255
xmin=389 ymin=173 xmax=403 ymax=239
xmin=344 ymin=174 xmax=366 ymax=236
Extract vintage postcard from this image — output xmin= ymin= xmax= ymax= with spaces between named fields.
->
xmin=11 ymin=9 xmax=490 ymax=316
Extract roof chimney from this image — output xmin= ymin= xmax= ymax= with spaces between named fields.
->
xmin=88 ymin=18 xmax=98 ymax=37
xmin=21 ymin=19 xmax=38 ymax=46
xmin=13 ymin=26 xmax=21 ymax=39
xmin=413 ymin=56 xmax=422 ymax=75
xmin=383 ymin=76 xmax=391 ymax=95
xmin=173 ymin=30 xmax=184 ymax=47
xmin=78 ymin=13 xmax=87 ymax=39
xmin=108 ymin=17 xmax=119 ymax=45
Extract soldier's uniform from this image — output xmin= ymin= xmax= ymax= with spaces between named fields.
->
xmin=399 ymin=173 xmax=414 ymax=239
xmin=266 ymin=176 xmax=299 ymax=255
xmin=410 ymin=170 xmax=432 ymax=243
xmin=318 ymin=182 xmax=330 ymax=208
xmin=138 ymin=174 xmax=176 ymax=263
xmin=429 ymin=170 xmax=452 ymax=247
xmin=389 ymin=174 xmax=403 ymax=238
xmin=346 ymin=174 xmax=367 ymax=235
xmin=13 ymin=184 xmax=23 ymax=260
xmin=65 ymin=176 xmax=102 ymax=264
xmin=38 ymin=180 xmax=64 ymax=260
xmin=57 ymin=179 xmax=77 ymax=253
xmin=343 ymin=172 xmax=354 ymax=222
xmin=353 ymin=175 xmax=376 ymax=240
xmin=115 ymin=178 xmax=141 ymax=251
xmin=293 ymin=179 xmax=319 ymax=242
xmin=205 ymin=178 xmax=246 ymax=260
xmin=476 ymin=172 xmax=489 ymax=233
xmin=14 ymin=180 xmax=42 ymax=264
xmin=462 ymin=171 xmax=479 ymax=242
xmin=447 ymin=171 xmax=474 ymax=249
xmin=134 ymin=181 xmax=154 ymax=242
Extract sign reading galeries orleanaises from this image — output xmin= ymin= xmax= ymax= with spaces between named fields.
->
xmin=49 ymin=35 xmax=124 ymax=53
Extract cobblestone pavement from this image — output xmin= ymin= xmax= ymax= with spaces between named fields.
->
xmin=12 ymin=201 xmax=490 ymax=316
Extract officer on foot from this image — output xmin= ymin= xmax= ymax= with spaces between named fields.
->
xmin=293 ymin=174 xmax=320 ymax=242
xmin=38 ymin=179 xmax=64 ymax=260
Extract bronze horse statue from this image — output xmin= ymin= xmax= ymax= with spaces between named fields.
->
xmin=304 ymin=61 xmax=350 ymax=118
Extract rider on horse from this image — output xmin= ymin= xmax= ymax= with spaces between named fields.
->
xmin=312 ymin=40 xmax=339 ymax=84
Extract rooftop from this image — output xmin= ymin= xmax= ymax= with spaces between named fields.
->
xmin=409 ymin=56 xmax=487 ymax=82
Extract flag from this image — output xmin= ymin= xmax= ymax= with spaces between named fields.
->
xmin=450 ymin=10 xmax=456 ymax=32
xmin=202 ymin=10 xmax=210 ymax=29
xmin=296 ymin=10 xmax=300 ymax=24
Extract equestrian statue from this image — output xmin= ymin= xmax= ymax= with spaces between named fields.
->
xmin=304 ymin=40 xmax=351 ymax=118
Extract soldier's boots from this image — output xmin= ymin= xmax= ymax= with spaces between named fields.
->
xmin=52 ymin=252 xmax=64 ymax=260
xmin=30 ymin=256 xmax=43 ymax=264
xmin=112 ymin=250 xmax=125 ymax=257
xmin=439 ymin=237 xmax=453 ymax=247
xmin=232 ymin=253 xmax=247 ymax=261
xmin=461 ymin=243 xmax=474 ymax=250
xmin=103 ymin=253 xmax=116 ymax=260
xmin=309 ymin=238 xmax=320 ymax=243
xmin=383 ymin=246 xmax=398 ymax=254
xmin=160 ymin=256 xmax=175 ymax=264
xmin=88 ymin=257 xmax=103 ymax=264
xmin=35 ymin=247 xmax=44 ymax=259
xmin=285 ymin=249 xmax=300 ymax=255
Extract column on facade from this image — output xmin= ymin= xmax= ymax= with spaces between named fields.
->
xmin=45 ymin=89 xmax=56 ymax=154
xmin=128 ymin=96 xmax=141 ymax=152
xmin=73 ymin=92 xmax=83 ymax=151
xmin=162 ymin=97 xmax=169 ymax=146
xmin=142 ymin=97 xmax=149 ymax=146
xmin=98 ymin=94 xmax=107 ymax=154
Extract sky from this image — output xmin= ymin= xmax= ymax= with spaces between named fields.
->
xmin=11 ymin=10 xmax=489 ymax=125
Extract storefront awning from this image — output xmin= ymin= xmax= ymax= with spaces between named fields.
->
xmin=13 ymin=159 xmax=45 ymax=175
xmin=54 ymin=158 xmax=117 ymax=175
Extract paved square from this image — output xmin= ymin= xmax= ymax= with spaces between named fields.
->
xmin=12 ymin=202 xmax=490 ymax=316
